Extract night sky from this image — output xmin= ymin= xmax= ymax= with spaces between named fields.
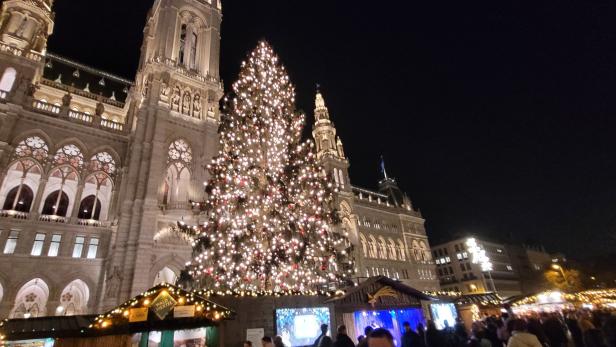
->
xmin=46 ymin=0 xmax=616 ymax=258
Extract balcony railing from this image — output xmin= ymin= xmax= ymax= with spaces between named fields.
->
xmin=0 ymin=210 xmax=29 ymax=219
xmin=39 ymin=214 xmax=67 ymax=223
xmin=77 ymin=219 xmax=104 ymax=227
xmin=101 ymin=119 xmax=124 ymax=131
xmin=32 ymin=100 xmax=60 ymax=114
xmin=68 ymin=110 xmax=93 ymax=123
xmin=0 ymin=42 xmax=44 ymax=62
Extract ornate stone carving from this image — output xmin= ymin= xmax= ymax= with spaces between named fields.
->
xmin=171 ymin=87 xmax=181 ymax=111
xmin=181 ymin=91 xmax=191 ymax=115
xmin=105 ymin=265 xmax=123 ymax=299
xmin=192 ymin=94 xmax=201 ymax=118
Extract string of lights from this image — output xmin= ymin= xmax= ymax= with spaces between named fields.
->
xmin=176 ymin=41 xmax=355 ymax=293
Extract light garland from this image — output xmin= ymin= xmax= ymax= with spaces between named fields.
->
xmin=91 ymin=283 xmax=234 ymax=330
xmin=177 ymin=41 xmax=355 ymax=293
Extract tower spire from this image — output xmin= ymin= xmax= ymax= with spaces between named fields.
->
xmin=315 ymin=86 xmax=330 ymax=121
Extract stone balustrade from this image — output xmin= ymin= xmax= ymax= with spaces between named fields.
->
xmin=32 ymin=100 xmax=60 ymax=114
xmin=0 ymin=42 xmax=44 ymax=62
xmin=68 ymin=110 xmax=93 ymax=123
xmin=38 ymin=214 xmax=67 ymax=223
xmin=101 ymin=119 xmax=124 ymax=131
xmin=0 ymin=210 xmax=29 ymax=220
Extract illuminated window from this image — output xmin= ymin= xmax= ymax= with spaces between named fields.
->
xmin=0 ymin=67 xmax=17 ymax=92
xmin=506 ymin=265 xmax=513 ymax=271
xmin=86 ymin=238 xmax=99 ymax=259
xmin=30 ymin=233 xmax=45 ymax=256
xmin=47 ymin=234 xmax=61 ymax=257
xmin=72 ymin=236 xmax=85 ymax=258
xmin=4 ymin=231 xmax=19 ymax=254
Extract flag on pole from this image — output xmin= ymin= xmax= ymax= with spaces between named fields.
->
xmin=380 ymin=155 xmax=388 ymax=179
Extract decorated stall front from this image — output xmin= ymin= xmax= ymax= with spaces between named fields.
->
xmin=326 ymin=277 xmax=436 ymax=344
xmin=509 ymin=288 xmax=616 ymax=315
xmin=0 ymin=283 xmax=235 ymax=347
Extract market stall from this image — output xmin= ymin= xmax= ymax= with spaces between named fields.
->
xmin=0 ymin=283 xmax=235 ymax=347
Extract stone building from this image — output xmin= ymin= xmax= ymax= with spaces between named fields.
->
xmin=431 ymin=237 xmax=523 ymax=298
xmin=312 ymin=91 xmax=439 ymax=291
xmin=0 ymin=0 xmax=438 ymax=319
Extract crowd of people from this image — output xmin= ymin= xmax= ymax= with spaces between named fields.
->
xmin=243 ymin=309 xmax=615 ymax=347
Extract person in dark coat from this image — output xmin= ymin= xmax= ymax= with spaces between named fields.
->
xmin=334 ymin=325 xmax=356 ymax=347
xmin=416 ymin=323 xmax=426 ymax=347
xmin=358 ymin=327 xmax=374 ymax=347
xmin=565 ymin=312 xmax=586 ymax=347
xmin=425 ymin=320 xmax=446 ymax=347
xmin=314 ymin=324 xmax=333 ymax=347
xmin=527 ymin=318 xmax=549 ymax=346
xmin=401 ymin=321 xmax=424 ymax=347
xmin=542 ymin=313 xmax=568 ymax=347
xmin=603 ymin=315 xmax=616 ymax=347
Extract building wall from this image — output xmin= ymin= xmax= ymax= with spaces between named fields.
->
xmin=432 ymin=238 xmax=522 ymax=298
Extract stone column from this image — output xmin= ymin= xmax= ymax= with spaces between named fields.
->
xmin=69 ymin=182 xmax=85 ymax=222
xmin=29 ymin=177 xmax=47 ymax=219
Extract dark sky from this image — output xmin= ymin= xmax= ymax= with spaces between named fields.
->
xmin=46 ymin=0 xmax=616 ymax=258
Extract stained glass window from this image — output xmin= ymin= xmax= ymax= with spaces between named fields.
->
xmin=53 ymin=144 xmax=84 ymax=170
xmin=13 ymin=136 xmax=49 ymax=162
xmin=89 ymin=152 xmax=116 ymax=176
xmin=168 ymin=139 xmax=192 ymax=172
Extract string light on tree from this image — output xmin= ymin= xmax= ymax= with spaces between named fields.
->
xmin=177 ymin=41 xmax=355 ymax=293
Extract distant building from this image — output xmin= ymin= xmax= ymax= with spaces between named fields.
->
xmin=506 ymin=244 xmax=554 ymax=294
xmin=431 ymin=237 xmax=522 ymax=298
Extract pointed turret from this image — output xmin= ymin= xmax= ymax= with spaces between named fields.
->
xmin=312 ymin=89 xmax=344 ymax=159
xmin=311 ymin=88 xmax=351 ymax=191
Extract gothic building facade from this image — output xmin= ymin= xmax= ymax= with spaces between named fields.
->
xmin=0 ymin=0 xmax=437 ymax=319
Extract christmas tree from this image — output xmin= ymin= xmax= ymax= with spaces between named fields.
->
xmin=179 ymin=42 xmax=354 ymax=293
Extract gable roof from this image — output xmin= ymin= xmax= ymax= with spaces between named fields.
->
xmin=327 ymin=276 xmax=433 ymax=307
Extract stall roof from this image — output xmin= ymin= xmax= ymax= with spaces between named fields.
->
xmin=0 ymin=284 xmax=235 ymax=342
xmin=326 ymin=276 xmax=433 ymax=307
xmin=0 ymin=315 xmax=96 ymax=341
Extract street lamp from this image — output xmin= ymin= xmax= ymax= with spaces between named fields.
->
xmin=551 ymin=264 xmax=569 ymax=290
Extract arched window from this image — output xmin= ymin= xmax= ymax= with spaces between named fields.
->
xmin=10 ymin=279 xmax=49 ymax=318
xmin=164 ymin=139 xmax=192 ymax=205
xmin=42 ymin=190 xmax=69 ymax=216
xmin=189 ymin=32 xmax=198 ymax=69
xmin=359 ymin=233 xmax=368 ymax=258
xmin=53 ymin=144 xmax=84 ymax=170
xmin=12 ymin=136 xmax=49 ymax=162
xmin=0 ymin=67 xmax=17 ymax=92
xmin=419 ymin=241 xmax=431 ymax=262
xmin=368 ymin=235 xmax=378 ymax=258
xmin=179 ymin=24 xmax=187 ymax=64
xmin=57 ymin=280 xmax=89 ymax=316
xmin=89 ymin=152 xmax=116 ymax=177
xmin=77 ymin=195 xmax=101 ymax=220
xmin=411 ymin=240 xmax=421 ymax=262
xmin=2 ymin=184 xmax=33 ymax=212
xmin=378 ymin=237 xmax=388 ymax=259
xmin=399 ymin=240 xmax=408 ymax=262
xmin=388 ymin=238 xmax=398 ymax=260
xmin=154 ymin=267 xmax=178 ymax=286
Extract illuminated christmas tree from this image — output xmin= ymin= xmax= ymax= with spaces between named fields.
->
xmin=179 ymin=41 xmax=354 ymax=293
